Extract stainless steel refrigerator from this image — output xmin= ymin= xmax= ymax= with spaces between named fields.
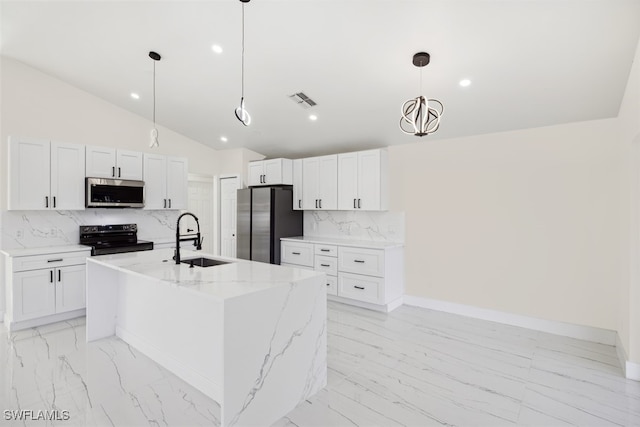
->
xmin=237 ymin=186 xmax=303 ymax=264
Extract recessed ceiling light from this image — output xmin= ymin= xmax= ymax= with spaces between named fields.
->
xmin=212 ymin=44 xmax=223 ymax=54
xmin=220 ymin=136 xmax=228 ymax=143
xmin=309 ymin=114 xmax=318 ymax=121
xmin=130 ymin=92 xmax=140 ymax=100
xmin=459 ymin=79 xmax=471 ymax=87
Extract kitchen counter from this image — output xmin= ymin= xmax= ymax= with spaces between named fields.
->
xmin=281 ymin=235 xmax=404 ymax=249
xmin=0 ymin=244 xmax=91 ymax=257
xmin=87 ymin=248 xmax=320 ymax=300
xmin=86 ymin=249 xmax=326 ymax=427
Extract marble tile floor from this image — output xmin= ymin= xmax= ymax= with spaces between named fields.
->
xmin=1 ymin=302 xmax=639 ymax=426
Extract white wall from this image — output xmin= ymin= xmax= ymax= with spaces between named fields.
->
xmin=618 ymin=36 xmax=640 ymax=365
xmin=389 ymin=117 xmax=625 ymax=332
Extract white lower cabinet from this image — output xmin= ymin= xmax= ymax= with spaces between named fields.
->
xmin=4 ymin=248 xmax=90 ymax=331
xmin=281 ymin=238 xmax=404 ymax=310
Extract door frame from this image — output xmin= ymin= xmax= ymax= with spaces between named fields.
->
xmin=187 ymin=173 xmax=214 ymax=253
xmin=215 ymin=174 xmax=242 ymax=256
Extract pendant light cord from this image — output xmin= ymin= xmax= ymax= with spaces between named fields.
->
xmin=153 ymin=59 xmax=157 ymax=127
xmin=241 ymin=3 xmax=245 ymax=100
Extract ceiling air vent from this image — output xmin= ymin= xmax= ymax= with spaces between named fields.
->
xmin=289 ymin=92 xmax=317 ymax=109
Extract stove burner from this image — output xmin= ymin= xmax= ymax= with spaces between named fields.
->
xmin=80 ymin=224 xmax=154 ymax=256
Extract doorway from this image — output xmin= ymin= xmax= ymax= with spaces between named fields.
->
xmin=187 ymin=174 xmax=214 ymax=253
xmin=219 ymin=175 xmax=240 ymax=257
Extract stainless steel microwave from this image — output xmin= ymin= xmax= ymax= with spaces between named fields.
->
xmin=85 ymin=177 xmax=145 ymax=208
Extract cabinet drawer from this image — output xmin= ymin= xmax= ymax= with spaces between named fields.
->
xmin=338 ymin=247 xmax=384 ymax=277
xmin=338 ymin=272 xmax=384 ymax=303
xmin=11 ymin=251 xmax=90 ymax=272
xmin=315 ymin=255 xmax=337 ymax=275
xmin=314 ymin=244 xmax=338 ymax=257
xmin=280 ymin=242 xmax=314 ymax=267
xmin=325 ymin=275 xmax=337 ymax=296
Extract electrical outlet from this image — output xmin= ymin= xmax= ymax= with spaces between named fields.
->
xmin=50 ymin=228 xmax=57 ymax=237
xmin=15 ymin=229 xmax=23 ymax=239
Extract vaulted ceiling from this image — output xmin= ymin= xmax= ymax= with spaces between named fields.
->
xmin=2 ymin=0 xmax=639 ymax=158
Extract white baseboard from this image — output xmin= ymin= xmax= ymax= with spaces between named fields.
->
xmin=403 ymin=295 xmax=616 ymax=346
xmin=116 ymin=326 xmax=222 ymax=403
xmin=616 ymin=332 xmax=640 ymax=381
xmin=328 ymin=295 xmax=403 ymax=313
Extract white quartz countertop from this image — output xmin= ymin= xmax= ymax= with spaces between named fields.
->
xmin=280 ymin=236 xmax=404 ymax=249
xmin=0 ymin=244 xmax=92 ymax=257
xmin=87 ymin=248 xmax=323 ymax=301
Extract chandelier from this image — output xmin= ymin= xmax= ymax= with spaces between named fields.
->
xmin=399 ymin=52 xmax=444 ymax=137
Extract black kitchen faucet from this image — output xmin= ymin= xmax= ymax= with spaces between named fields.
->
xmin=174 ymin=212 xmax=202 ymax=264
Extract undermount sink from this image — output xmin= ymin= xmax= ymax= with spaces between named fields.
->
xmin=181 ymin=257 xmax=231 ymax=268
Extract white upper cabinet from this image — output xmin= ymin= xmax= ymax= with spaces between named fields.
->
xmin=166 ymin=156 xmax=188 ymax=209
xmin=338 ymin=149 xmax=388 ymax=211
xmin=302 ymin=155 xmax=338 ymax=210
xmin=292 ymin=159 xmax=303 ymax=210
xmin=86 ymin=146 xmax=143 ymax=180
xmin=143 ymin=154 xmax=188 ymax=210
xmin=8 ymin=136 xmax=85 ymax=210
xmin=248 ymin=158 xmax=293 ymax=186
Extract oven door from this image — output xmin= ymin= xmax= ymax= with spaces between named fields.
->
xmin=86 ymin=178 xmax=145 ymax=208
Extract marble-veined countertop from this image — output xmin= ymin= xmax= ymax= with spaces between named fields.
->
xmin=0 ymin=244 xmax=92 ymax=257
xmin=87 ymin=248 xmax=323 ymax=301
xmin=281 ymin=235 xmax=404 ymax=249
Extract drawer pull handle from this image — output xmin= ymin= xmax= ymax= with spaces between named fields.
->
xmin=354 ymin=260 xmax=365 ymax=263
xmin=47 ymin=259 xmax=63 ymax=263
xmin=326 ymin=283 xmax=331 ymax=286
xmin=292 ymin=252 xmax=301 ymax=255
xmin=320 ymin=249 xmax=330 ymax=252
xmin=354 ymin=285 xmax=365 ymax=290
xmin=50 ymin=270 xmax=53 ymax=283
xmin=58 ymin=270 xmax=61 ymax=282
xmin=320 ymin=264 xmax=330 ymax=267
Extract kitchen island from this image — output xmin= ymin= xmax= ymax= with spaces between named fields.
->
xmin=86 ymin=248 xmax=326 ymax=427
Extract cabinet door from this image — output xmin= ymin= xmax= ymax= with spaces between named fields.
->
xmin=292 ymin=159 xmax=303 ymax=210
xmin=50 ymin=141 xmax=85 ymax=210
xmin=86 ymin=146 xmax=116 ymax=178
xmin=317 ymin=155 xmax=338 ymax=210
xmin=8 ymin=136 xmax=51 ymax=210
xmin=263 ymin=159 xmax=282 ymax=185
xmin=248 ymin=161 xmax=264 ymax=186
xmin=337 ymin=152 xmax=358 ymax=210
xmin=13 ymin=269 xmax=56 ymax=321
xmin=302 ymin=157 xmax=320 ymax=210
xmin=143 ymin=153 xmax=167 ymax=209
xmin=166 ymin=156 xmax=188 ymax=209
xmin=55 ymin=265 xmax=86 ymax=313
xmin=357 ymin=150 xmax=382 ymax=211
xmin=116 ymin=149 xmax=143 ymax=180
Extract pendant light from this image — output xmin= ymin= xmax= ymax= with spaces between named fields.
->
xmin=149 ymin=51 xmax=161 ymax=148
xmin=235 ymin=0 xmax=251 ymax=126
xmin=399 ymin=52 xmax=444 ymax=137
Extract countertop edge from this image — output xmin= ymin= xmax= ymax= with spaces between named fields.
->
xmin=1 ymin=244 xmax=92 ymax=257
xmin=280 ymin=236 xmax=404 ymax=249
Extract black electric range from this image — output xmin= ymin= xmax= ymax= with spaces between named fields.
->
xmin=80 ymin=224 xmax=154 ymax=256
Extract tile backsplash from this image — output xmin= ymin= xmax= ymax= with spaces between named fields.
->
xmin=304 ymin=210 xmax=404 ymax=243
xmin=1 ymin=209 xmax=179 ymax=250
